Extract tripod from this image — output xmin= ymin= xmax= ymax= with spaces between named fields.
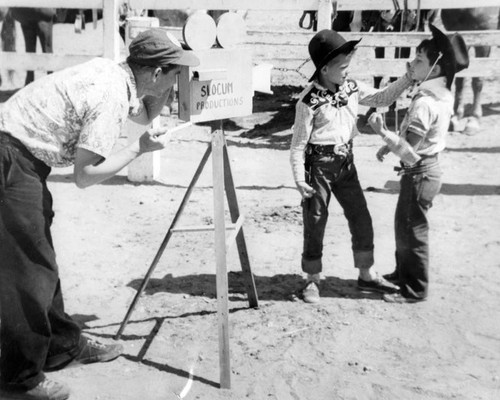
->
xmin=115 ymin=120 xmax=259 ymax=389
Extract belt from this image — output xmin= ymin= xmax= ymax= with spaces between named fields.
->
xmin=394 ymin=154 xmax=439 ymax=175
xmin=306 ymin=140 xmax=353 ymax=157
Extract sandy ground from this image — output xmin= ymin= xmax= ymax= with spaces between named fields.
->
xmin=1 ymin=11 xmax=500 ymax=400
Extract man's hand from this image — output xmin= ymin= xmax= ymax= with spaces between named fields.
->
xmin=296 ymin=181 xmax=316 ymax=199
xmin=138 ymin=126 xmax=170 ymax=154
xmin=367 ymin=112 xmax=385 ymax=136
xmin=376 ymin=145 xmax=391 ymax=162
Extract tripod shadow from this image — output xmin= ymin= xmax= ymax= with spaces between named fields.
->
xmin=78 ymin=315 xmax=221 ymax=389
xmin=75 ymin=273 xmax=381 ymax=389
xmin=127 ymin=272 xmax=382 ymax=302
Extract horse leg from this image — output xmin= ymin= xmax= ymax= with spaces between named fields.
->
xmin=20 ymin=21 xmax=37 ymax=85
xmin=448 ymin=77 xmax=467 ymax=132
xmin=471 ymin=77 xmax=483 ymax=119
xmin=454 ymin=77 xmax=465 ymax=120
xmin=1 ymin=10 xmax=16 ymax=87
xmin=470 ymin=45 xmax=489 ymax=120
xmin=37 ymin=19 xmax=54 ymax=75
xmin=460 ymin=76 xmax=483 ymax=135
xmin=463 ymin=45 xmax=490 ymax=135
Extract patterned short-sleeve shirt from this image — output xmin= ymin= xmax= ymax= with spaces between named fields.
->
xmin=0 ymin=58 xmax=140 ymax=167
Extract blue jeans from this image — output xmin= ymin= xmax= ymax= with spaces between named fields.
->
xmin=0 ymin=132 xmax=82 ymax=390
xmin=395 ymin=158 xmax=442 ymax=300
xmin=301 ymin=147 xmax=374 ymax=274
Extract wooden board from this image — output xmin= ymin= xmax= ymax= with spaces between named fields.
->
xmin=0 ymin=52 xmax=96 ymax=71
xmin=0 ymin=0 xmax=102 ymax=8
xmin=216 ymin=12 xmax=247 ymax=48
xmin=178 ymin=49 xmax=253 ymax=122
xmin=274 ymin=56 xmax=500 ymax=78
xmin=247 ymin=30 xmax=500 ymax=48
xmin=130 ymin=0 xmax=500 ymax=11
xmin=183 ymin=11 xmax=217 ymax=51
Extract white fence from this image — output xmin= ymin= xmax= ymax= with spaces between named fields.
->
xmin=0 ymin=0 xmax=121 ymax=72
xmin=0 ymin=0 xmax=499 ymax=83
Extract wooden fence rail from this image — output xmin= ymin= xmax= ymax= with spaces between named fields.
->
xmin=0 ymin=0 xmax=499 ymax=83
xmin=128 ymin=0 xmax=500 ymax=11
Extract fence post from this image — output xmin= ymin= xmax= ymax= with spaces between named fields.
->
xmin=317 ymin=0 xmax=334 ymax=31
xmin=103 ymin=0 xmax=121 ymax=61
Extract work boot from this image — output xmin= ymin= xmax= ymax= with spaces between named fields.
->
xmin=382 ymin=270 xmax=399 ymax=285
xmin=357 ymin=274 xmax=399 ymax=294
xmin=74 ymin=336 xmax=123 ymax=365
xmin=0 ymin=378 xmax=70 ymax=400
xmin=383 ymin=293 xmax=426 ymax=304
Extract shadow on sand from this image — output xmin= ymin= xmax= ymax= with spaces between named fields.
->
xmin=126 ymin=271 xmax=382 ymax=303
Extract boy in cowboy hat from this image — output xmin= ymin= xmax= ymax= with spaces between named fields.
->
xmin=290 ymin=29 xmax=417 ymax=303
xmin=368 ymin=24 xmax=469 ymax=303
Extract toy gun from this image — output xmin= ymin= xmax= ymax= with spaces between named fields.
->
xmin=380 ymin=129 xmax=421 ymax=166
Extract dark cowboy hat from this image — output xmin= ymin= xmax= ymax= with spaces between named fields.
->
xmin=308 ymin=29 xmax=361 ymax=82
xmin=429 ymin=24 xmax=469 ymax=77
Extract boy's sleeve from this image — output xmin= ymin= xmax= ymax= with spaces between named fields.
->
xmin=290 ymin=100 xmax=313 ymax=183
xmin=405 ymin=98 xmax=434 ymax=138
xmin=358 ymin=74 xmax=413 ymax=108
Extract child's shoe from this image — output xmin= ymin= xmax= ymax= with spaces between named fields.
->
xmin=301 ymin=281 xmax=320 ymax=303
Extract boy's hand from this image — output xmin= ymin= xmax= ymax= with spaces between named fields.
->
xmin=138 ymin=126 xmax=170 ymax=154
xmin=376 ymin=145 xmax=390 ymax=162
xmin=368 ymin=113 xmax=385 ymax=135
xmin=406 ymin=61 xmax=417 ymax=82
xmin=295 ymin=181 xmax=316 ymax=199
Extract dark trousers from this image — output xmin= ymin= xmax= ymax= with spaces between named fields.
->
xmin=301 ymin=149 xmax=374 ymax=274
xmin=20 ymin=19 xmax=53 ymax=85
xmin=10 ymin=8 xmax=55 ymax=85
xmin=0 ymin=132 xmax=81 ymax=390
xmin=394 ymin=160 xmax=442 ymax=300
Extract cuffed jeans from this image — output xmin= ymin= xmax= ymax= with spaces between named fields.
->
xmin=0 ymin=132 xmax=82 ymax=390
xmin=301 ymin=151 xmax=374 ymax=274
xmin=395 ymin=158 xmax=442 ymax=300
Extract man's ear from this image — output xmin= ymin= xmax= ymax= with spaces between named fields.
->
xmin=152 ymin=67 xmax=162 ymax=82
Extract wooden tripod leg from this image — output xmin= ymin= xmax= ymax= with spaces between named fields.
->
xmin=222 ymin=139 xmax=259 ymax=309
xmin=114 ymin=145 xmax=213 ymax=340
xmin=212 ymin=127 xmax=231 ymax=389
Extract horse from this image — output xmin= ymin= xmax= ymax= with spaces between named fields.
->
xmin=0 ymin=8 xmax=16 ymax=88
xmin=1 ymin=3 xmax=145 ymax=87
xmin=440 ymin=7 xmax=500 ymax=134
